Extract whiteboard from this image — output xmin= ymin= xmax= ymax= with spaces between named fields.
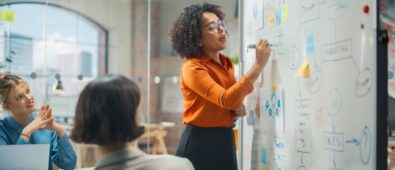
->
xmin=240 ymin=0 xmax=377 ymax=169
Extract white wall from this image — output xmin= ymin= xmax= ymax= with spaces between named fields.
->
xmin=3 ymin=0 xmax=133 ymax=77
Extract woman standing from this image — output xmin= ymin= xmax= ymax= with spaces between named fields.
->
xmin=170 ymin=2 xmax=271 ymax=170
xmin=0 ymin=74 xmax=76 ymax=170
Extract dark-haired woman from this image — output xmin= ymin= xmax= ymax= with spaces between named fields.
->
xmin=70 ymin=75 xmax=194 ymax=170
xmin=0 ymin=74 xmax=76 ymax=170
xmin=170 ymin=2 xmax=271 ymax=170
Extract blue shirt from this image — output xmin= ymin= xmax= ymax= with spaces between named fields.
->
xmin=0 ymin=113 xmax=77 ymax=170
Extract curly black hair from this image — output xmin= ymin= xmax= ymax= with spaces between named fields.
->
xmin=170 ymin=2 xmax=225 ymax=58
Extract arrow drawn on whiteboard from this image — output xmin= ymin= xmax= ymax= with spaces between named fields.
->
xmin=346 ymin=138 xmax=360 ymax=146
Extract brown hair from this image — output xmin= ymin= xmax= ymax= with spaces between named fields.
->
xmin=170 ymin=2 xmax=225 ymax=58
xmin=70 ymin=75 xmax=144 ymax=145
xmin=0 ymin=73 xmax=27 ymax=104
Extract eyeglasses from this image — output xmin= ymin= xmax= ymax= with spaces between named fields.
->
xmin=207 ymin=20 xmax=226 ymax=33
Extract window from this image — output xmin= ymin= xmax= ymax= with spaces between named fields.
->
xmin=0 ymin=3 xmax=107 ymax=118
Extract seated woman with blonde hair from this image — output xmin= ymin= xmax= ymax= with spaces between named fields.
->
xmin=71 ymin=74 xmax=194 ymax=170
xmin=0 ymin=74 xmax=76 ymax=170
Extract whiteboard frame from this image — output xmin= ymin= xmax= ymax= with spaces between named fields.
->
xmin=376 ymin=0 xmax=389 ymax=167
xmin=237 ymin=0 xmax=245 ymax=169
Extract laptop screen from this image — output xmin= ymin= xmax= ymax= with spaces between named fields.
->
xmin=0 ymin=144 xmax=50 ymax=170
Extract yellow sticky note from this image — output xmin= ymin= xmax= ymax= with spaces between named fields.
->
xmin=303 ymin=63 xmax=310 ymax=78
xmin=295 ymin=60 xmax=310 ymax=78
xmin=0 ymin=9 xmax=3 ymax=22
xmin=4 ymin=10 xmax=15 ymax=23
xmin=272 ymin=84 xmax=276 ymax=91
xmin=268 ymin=10 xmax=275 ymax=28
xmin=281 ymin=3 xmax=289 ymax=22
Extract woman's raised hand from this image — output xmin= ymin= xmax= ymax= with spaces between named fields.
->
xmin=255 ymin=39 xmax=271 ymax=68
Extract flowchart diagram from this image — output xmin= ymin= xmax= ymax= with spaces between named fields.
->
xmin=242 ymin=0 xmax=375 ymax=169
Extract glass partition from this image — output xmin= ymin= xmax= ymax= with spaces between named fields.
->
xmin=146 ymin=0 xmax=239 ymax=155
xmin=0 ymin=0 xmax=239 ymax=168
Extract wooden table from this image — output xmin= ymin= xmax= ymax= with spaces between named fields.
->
xmin=129 ymin=122 xmax=175 ymax=154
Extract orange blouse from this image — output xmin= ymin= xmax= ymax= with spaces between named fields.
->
xmin=180 ymin=53 xmax=254 ymax=127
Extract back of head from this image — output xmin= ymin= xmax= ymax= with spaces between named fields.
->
xmin=0 ymin=73 xmax=26 ymax=105
xmin=71 ymin=74 xmax=144 ymax=145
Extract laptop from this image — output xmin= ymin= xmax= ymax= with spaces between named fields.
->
xmin=0 ymin=144 xmax=50 ymax=170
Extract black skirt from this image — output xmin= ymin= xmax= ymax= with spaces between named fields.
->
xmin=176 ymin=125 xmax=237 ymax=170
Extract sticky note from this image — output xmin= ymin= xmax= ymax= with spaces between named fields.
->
xmin=303 ymin=63 xmax=310 ymax=78
xmin=306 ymin=33 xmax=315 ymax=55
xmin=281 ymin=3 xmax=289 ymax=22
xmin=296 ymin=59 xmax=311 ymax=78
xmin=4 ymin=10 xmax=15 ymax=23
xmin=272 ymin=84 xmax=276 ymax=91
xmin=261 ymin=147 xmax=268 ymax=164
xmin=247 ymin=110 xmax=255 ymax=125
xmin=268 ymin=10 xmax=275 ymax=28
xmin=275 ymin=8 xmax=281 ymax=25
xmin=0 ymin=9 xmax=3 ymax=22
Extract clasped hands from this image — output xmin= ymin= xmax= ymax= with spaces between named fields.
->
xmin=22 ymin=105 xmax=64 ymax=139
xmin=31 ymin=105 xmax=56 ymax=130
xmin=233 ymin=103 xmax=246 ymax=121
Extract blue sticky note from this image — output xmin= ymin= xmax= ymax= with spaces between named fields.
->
xmin=306 ymin=33 xmax=314 ymax=55
xmin=261 ymin=147 xmax=268 ymax=164
xmin=275 ymin=141 xmax=284 ymax=149
xmin=247 ymin=110 xmax=255 ymax=125
xmin=276 ymin=8 xmax=281 ymax=25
